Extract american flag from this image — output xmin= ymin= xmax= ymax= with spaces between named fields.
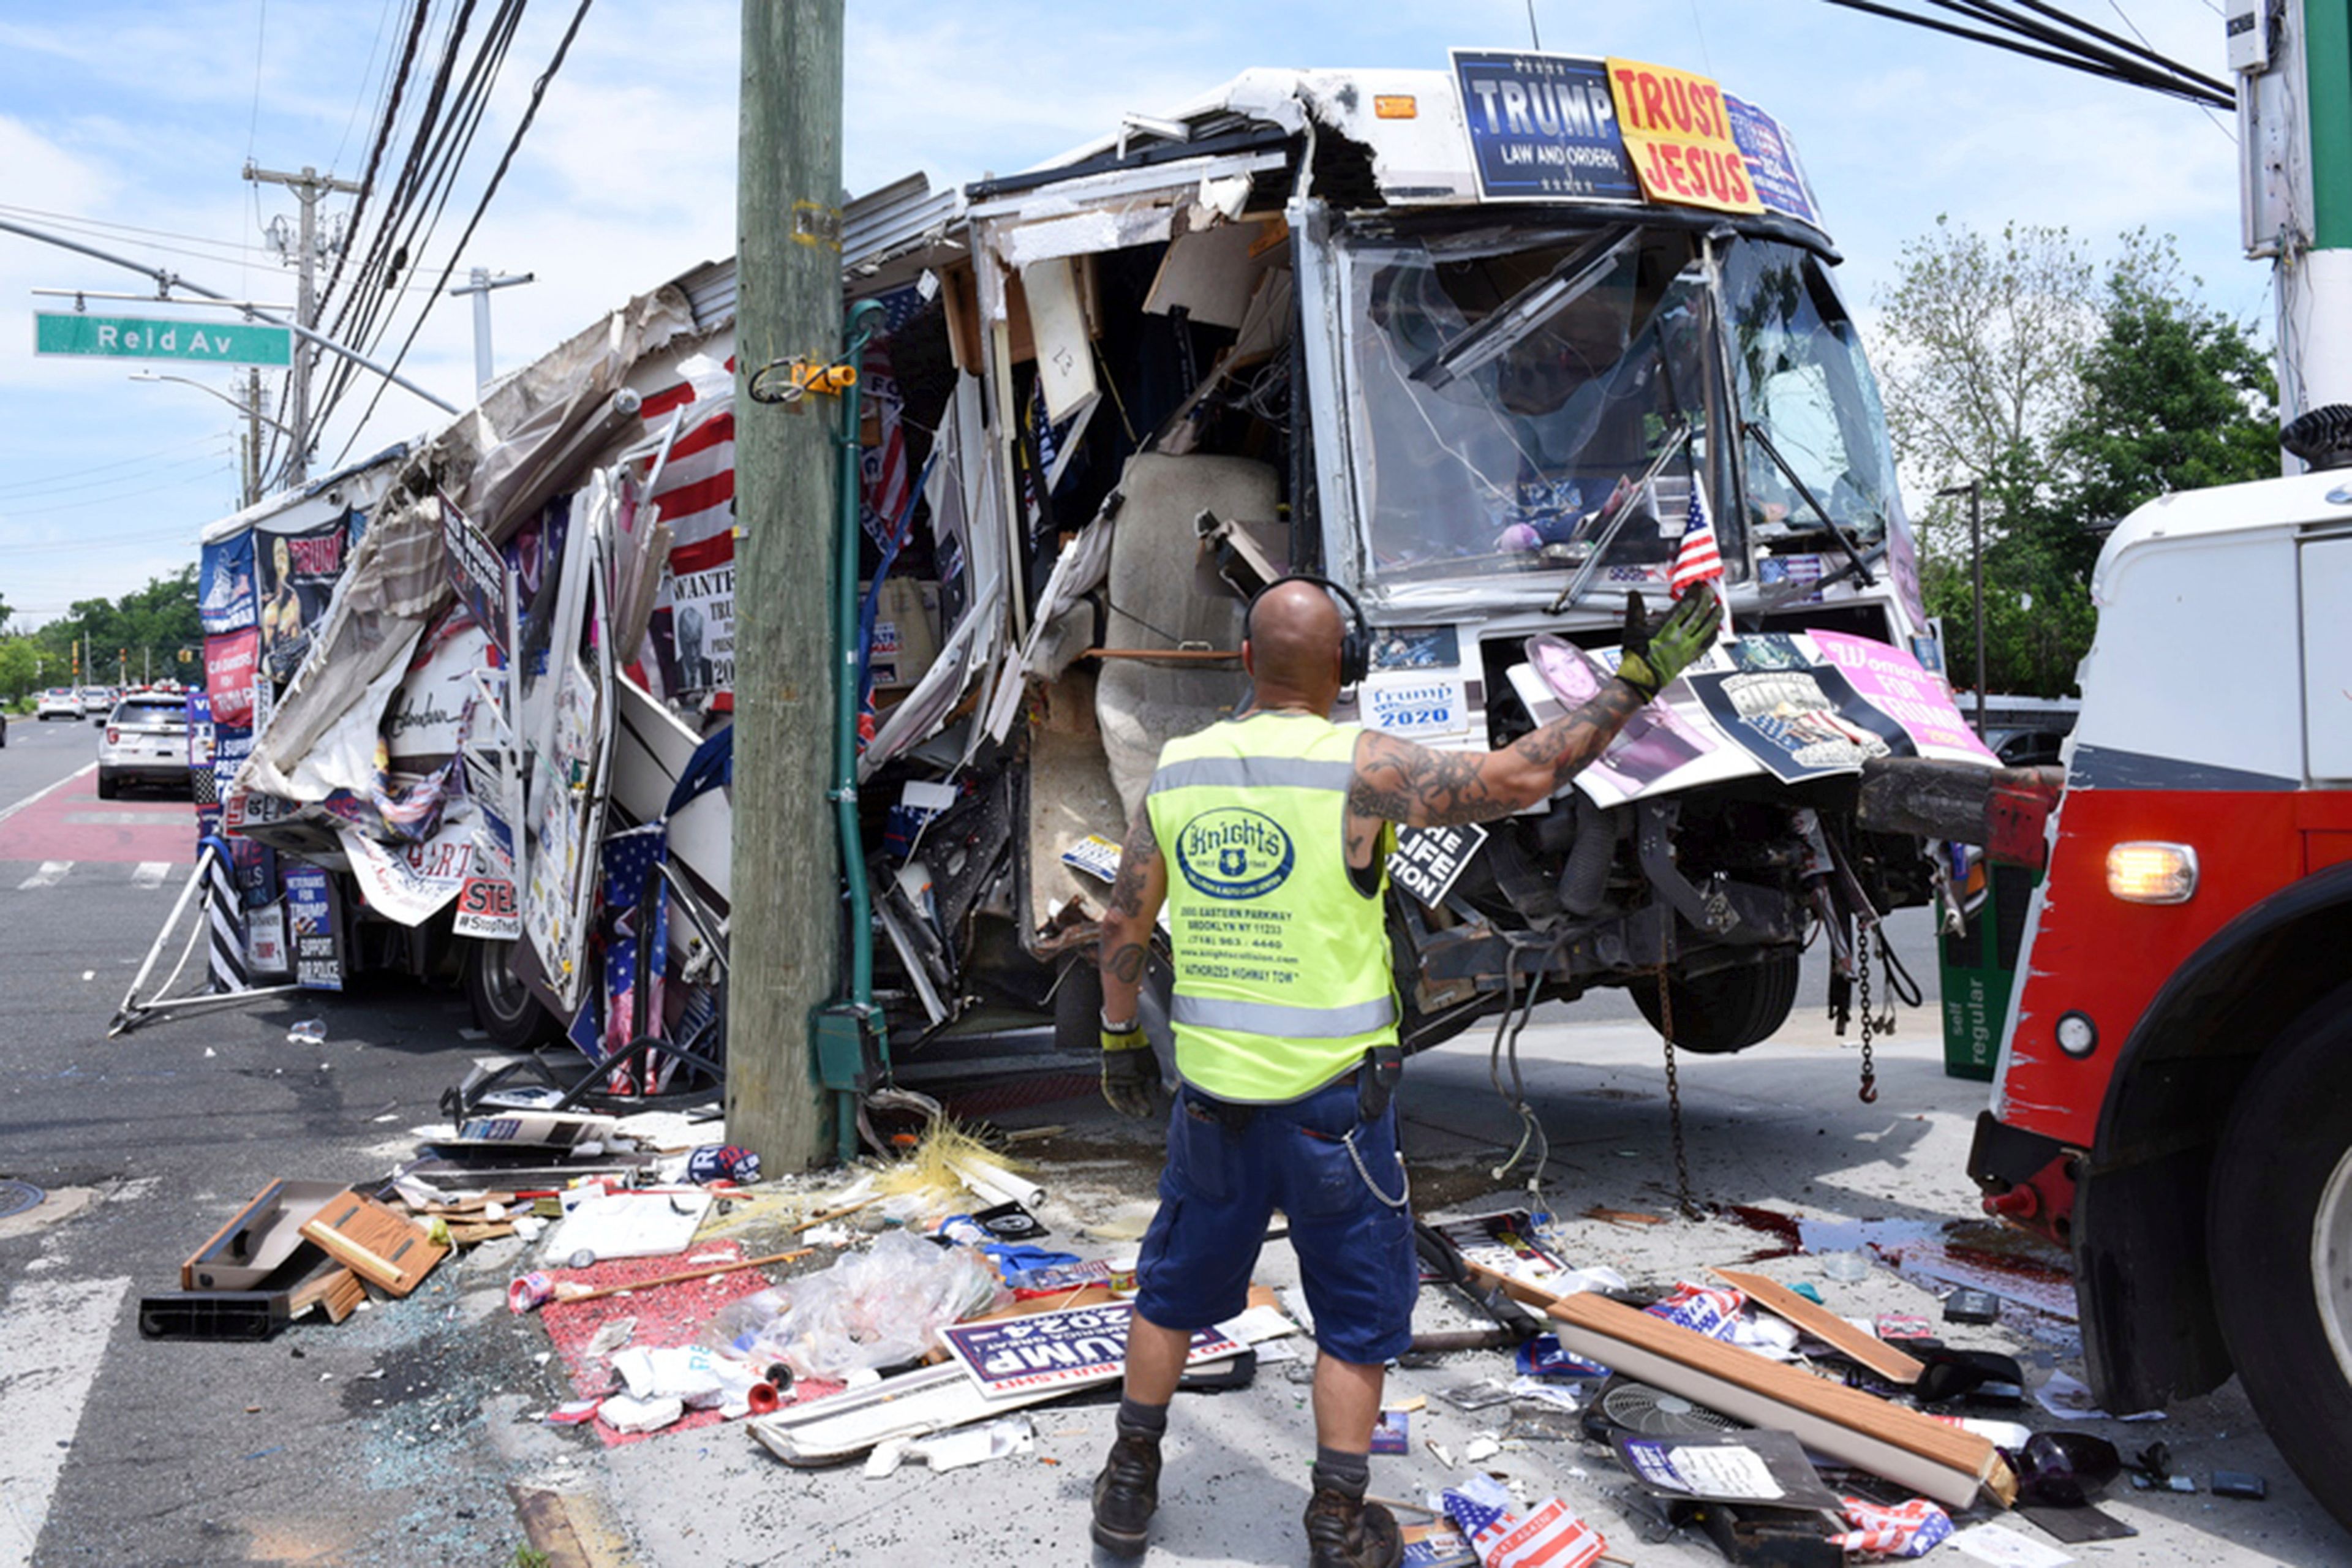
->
xmin=1441 ymin=1488 xmax=1607 ymax=1568
xmin=1830 ymin=1496 xmax=1953 ymax=1559
xmin=858 ymin=283 xmax=928 ymax=551
xmin=1669 ymin=481 xmax=1725 ymax=601
xmin=598 ymin=824 xmax=672 ymax=1093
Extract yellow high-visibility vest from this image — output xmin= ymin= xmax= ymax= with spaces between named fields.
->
xmin=1145 ymin=712 xmax=1396 ymax=1104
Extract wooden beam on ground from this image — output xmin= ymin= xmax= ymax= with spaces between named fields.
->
xmin=1711 ymin=1266 xmax=1926 ymax=1387
xmin=1463 ymin=1262 xmax=2014 ymax=1510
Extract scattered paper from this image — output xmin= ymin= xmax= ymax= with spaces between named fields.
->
xmin=597 ymin=1393 xmax=683 ymax=1434
xmin=1948 ymin=1521 xmax=2073 ymax=1567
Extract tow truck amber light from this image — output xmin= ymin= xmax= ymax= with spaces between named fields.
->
xmin=2106 ymin=842 xmax=2197 ymax=904
xmin=1373 ymin=95 xmax=1417 ymax=119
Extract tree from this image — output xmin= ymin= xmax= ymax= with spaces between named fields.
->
xmin=31 ymin=565 xmax=203 ymax=683
xmin=1875 ymin=216 xmax=2097 ymax=559
xmin=1880 ymin=222 xmax=2276 ymax=698
xmin=2058 ymin=230 xmax=2278 ymax=575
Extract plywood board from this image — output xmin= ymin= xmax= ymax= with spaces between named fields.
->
xmin=1711 ymin=1266 xmax=1925 ymax=1386
xmin=299 ymin=1191 xmax=448 ymax=1297
xmin=1465 ymin=1262 xmax=2013 ymax=1510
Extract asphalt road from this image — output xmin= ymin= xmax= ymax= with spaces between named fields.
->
xmin=0 ymin=714 xmax=540 ymax=1567
xmin=0 ymin=709 xmax=2333 ymax=1565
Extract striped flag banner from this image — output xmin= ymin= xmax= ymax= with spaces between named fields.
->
xmin=1669 ymin=481 xmax=1725 ymax=601
xmin=1831 ymin=1496 xmax=1953 ymax=1558
xmin=1442 ymin=1482 xmax=1607 ymax=1568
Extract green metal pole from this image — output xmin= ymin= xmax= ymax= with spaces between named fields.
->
xmin=833 ymin=299 xmax=886 ymax=1164
xmin=2305 ymin=0 xmax=2352 ymax=249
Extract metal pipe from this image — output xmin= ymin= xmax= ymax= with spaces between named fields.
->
xmin=834 ymin=298 xmax=888 ymax=1165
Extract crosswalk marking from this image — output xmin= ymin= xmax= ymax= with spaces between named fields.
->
xmin=17 ymin=862 xmax=69 ymax=891
xmin=0 ymin=1275 xmax=130 ymax=1568
xmin=132 ymin=862 xmax=172 ymax=889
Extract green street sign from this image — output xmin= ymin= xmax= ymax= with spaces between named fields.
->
xmin=34 ymin=312 xmax=292 ymax=367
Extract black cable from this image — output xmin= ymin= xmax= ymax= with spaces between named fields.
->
xmin=1816 ymin=0 xmax=2233 ymax=108
xmin=311 ymin=0 xmax=518 ymax=436
xmin=1931 ymin=0 xmax=2233 ymax=100
xmin=2006 ymin=0 xmax=2234 ymax=94
xmin=334 ymin=0 xmax=596 ymax=464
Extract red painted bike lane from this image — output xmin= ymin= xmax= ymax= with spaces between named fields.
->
xmin=0 ymin=766 xmax=195 ymax=865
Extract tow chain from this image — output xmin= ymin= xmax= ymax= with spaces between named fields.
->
xmin=1856 ymin=925 xmax=1879 ymax=1104
xmin=1655 ymin=923 xmax=1697 ymax=1217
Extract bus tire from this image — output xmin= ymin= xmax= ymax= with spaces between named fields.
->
xmin=1631 ymin=947 xmax=1801 ymax=1055
xmin=2207 ymin=984 xmax=2352 ymax=1532
xmin=462 ymin=937 xmax=560 ymax=1049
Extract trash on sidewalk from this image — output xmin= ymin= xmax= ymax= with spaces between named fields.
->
xmin=299 ymin=1189 xmax=448 ymax=1297
xmin=1611 ymin=1427 xmax=1845 ymax=1512
xmin=863 ymin=1414 xmax=1035 ymax=1479
xmin=1713 ymin=1266 xmax=1926 ymax=1386
xmin=1464 ymin=1259 xmax=2017 ymax=1509
xmin=544 ymin=1187 xmax=713 ymax=1265
xmin=1440 ymin=1474 xmax=1610 ymax=1568
xmin=1829 ymin=1495 xmax=1956 ymax=1559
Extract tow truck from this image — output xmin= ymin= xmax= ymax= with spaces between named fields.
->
xmin=1888 ymin=411 xmax=2352 ymax=1526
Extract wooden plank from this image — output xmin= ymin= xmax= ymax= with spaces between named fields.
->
xmin=299 ymin=1191 xmax=448 ymax=1298
xmin=1464 ymin=1262 xmax=2015 ymax=1510
xmin=1711 ymin=1266 xmax=1926 ymax=1386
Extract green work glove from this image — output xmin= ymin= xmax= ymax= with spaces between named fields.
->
xmin=1100 ymin=1018 xmax=1159 ymax=1119
xmin=1616 ymin=589 xmax=1722 ymax=699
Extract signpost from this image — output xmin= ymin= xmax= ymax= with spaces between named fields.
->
xmin=34 ymin=312 xmax=292 ymax=367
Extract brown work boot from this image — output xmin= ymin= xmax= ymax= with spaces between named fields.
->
xmin=1090 ymin=1428 xmax=1163 ymax=1558
xmin=1303 ymin=1487 xmax=1403 ymax=1568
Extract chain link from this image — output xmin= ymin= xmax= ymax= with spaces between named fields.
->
xmin=1856 ymin=922 xmax=1879 ymax=1104
xmin=1656 ymin=922 xmax=1697 ymax=1216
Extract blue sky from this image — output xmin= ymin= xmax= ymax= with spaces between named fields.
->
xmin=0 ymin=1 xmax=2248 ymax=628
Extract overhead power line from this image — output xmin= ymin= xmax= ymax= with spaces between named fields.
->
xmin=333 ymin=0 xmax=598 ymax=462
xmin=1815 ymin=0 xmax=2235 ymax=108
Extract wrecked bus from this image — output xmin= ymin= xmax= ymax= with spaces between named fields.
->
xmin=848 ymin=53 xmax=1970 ymax=1069
xmin=154 ymin=50 xmax=1987 ymax=1118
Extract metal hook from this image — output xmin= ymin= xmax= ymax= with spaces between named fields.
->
xmin=1858 ymin=1075 xmax=1879 ymax=1105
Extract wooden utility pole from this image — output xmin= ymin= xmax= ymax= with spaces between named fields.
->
xmin=731 ymin=0 xmax=845 ymax=1170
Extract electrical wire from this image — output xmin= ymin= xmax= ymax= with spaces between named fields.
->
xmin=0 ymin=448 xmax=240 ymax=503
xmin=1815 ymin=0 xmax=2234 ymax=107
xmin=0 ymin=470 xmax=238 ymax=520
xmin=333 ymin=0 xmax=598 ymax=464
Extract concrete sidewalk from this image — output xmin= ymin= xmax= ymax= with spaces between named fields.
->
xmin=456 ymin=992 xmax=2342 ymax=1568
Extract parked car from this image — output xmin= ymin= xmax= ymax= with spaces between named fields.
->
xmin=98 ymin=695 xmax=189 ymax=799
xmin=37 ymin=688 xmax=81 ymax=721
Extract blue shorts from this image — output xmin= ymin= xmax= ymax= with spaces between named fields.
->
xmin=1133 ymin=1075 xmax=1415 ymax=1366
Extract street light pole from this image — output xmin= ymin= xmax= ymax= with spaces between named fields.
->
xmin=447 ymin=268 xmax=535 ymax=394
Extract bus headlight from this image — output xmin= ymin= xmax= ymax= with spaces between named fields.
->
xmin=2106 ymin=842 xmax=2198 ymax=905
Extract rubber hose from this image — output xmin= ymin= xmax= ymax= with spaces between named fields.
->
xmin=1558 ymin=794 xmax=1616 ymax=917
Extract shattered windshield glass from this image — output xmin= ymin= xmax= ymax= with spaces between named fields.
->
xmin=1722 ymin=240 xmax=1897 ymax=552
xmin=1337 ymin=223 xmax=1727 ymax=589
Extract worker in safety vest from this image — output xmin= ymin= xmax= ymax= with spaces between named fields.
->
xmin=1090 ymin=577 xmax=1722 ymax=1566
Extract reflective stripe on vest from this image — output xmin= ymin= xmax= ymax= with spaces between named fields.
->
xmin=1145 ymin=712 xmax=1396 ymax=1105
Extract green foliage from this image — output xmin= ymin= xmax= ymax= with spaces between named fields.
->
xmin=24 ymin=565 xmax=202 ymax=687
xmin=1880 ymin=224 xmax=2277 ymax=696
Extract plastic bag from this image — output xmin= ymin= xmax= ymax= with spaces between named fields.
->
xmin=750 ymin=1230 xmax=1008 ymax=1380
xmin=703 ymin=1287 xmax=792 ymax=1359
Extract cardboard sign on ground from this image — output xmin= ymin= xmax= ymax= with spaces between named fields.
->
xmin=298 ymin=1191 xmax=448 ymax=1297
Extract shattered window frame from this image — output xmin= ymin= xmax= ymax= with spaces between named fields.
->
xmin=1720 ymin=238 xmax=1902 ymax=556
xmin=1326 ymin=216 xmax=1740 ymax=594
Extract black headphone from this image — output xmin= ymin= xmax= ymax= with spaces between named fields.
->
xmin=1248 ymin=573 xmax=1370 ymax=687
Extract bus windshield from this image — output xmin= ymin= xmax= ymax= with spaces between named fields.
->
xmin=1721 ymin=239 xmax=1898 ymax=554
xmin=1336 ymin=221 xmax=1725 ymax=589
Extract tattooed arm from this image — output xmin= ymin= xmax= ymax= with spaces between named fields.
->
xmin=1345 ymin=676 xmax=1646 ymax=847
xmin=1098 ymin=805 xmax=1169 ymax=1025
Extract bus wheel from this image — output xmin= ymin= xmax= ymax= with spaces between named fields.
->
xmin=462 ymin=937 xmax=560 ymax=1048
xmin=2207 ymin=984 xmax=2352 ymax=1534
xmin=1631 ymin=948 xmax=1800 ymax=1055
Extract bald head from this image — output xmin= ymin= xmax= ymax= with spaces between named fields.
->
xmin=1243 ymin=579 xmax=1346 ymax=712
